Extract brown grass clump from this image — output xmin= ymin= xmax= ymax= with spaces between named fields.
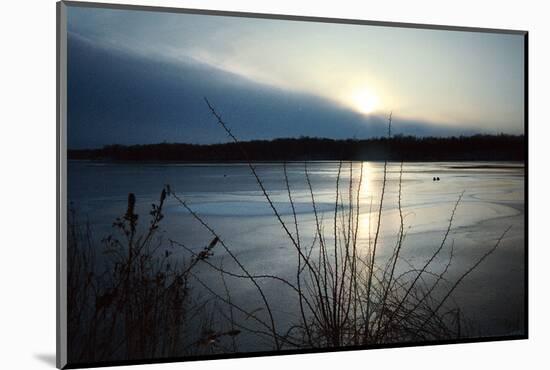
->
xmin=67 ymin=189 xmax=239 ymax=363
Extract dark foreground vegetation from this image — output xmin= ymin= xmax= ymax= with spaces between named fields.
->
xmin=67 ymin=100 xmax=517 ymax=365
xmin=69 ymin=134 xmax=524 ymax=162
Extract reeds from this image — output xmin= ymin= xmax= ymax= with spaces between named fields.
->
xmin=67 ymin=189 xmax=232 ymax=363
xmin=67 ymin=100 xmax=512 ymax=362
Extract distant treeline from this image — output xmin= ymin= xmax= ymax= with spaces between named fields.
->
xmin=68 ymin=134 xmax=525 ymax=162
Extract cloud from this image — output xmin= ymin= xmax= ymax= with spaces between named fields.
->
xmin=66 ymin=6 xmax=525 ymax=137
xmin=67 ymin=33 xmax=482 ymax=149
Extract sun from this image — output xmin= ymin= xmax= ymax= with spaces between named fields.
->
xmin=351 ymin=88 xmax=380 ymax=115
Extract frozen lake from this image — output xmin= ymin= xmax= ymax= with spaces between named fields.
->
xmin=68 ymin=160 xmax=525 ymax=349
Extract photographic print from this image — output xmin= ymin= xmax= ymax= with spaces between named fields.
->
xmin=57 ymin=1 xmax=527 ymax=368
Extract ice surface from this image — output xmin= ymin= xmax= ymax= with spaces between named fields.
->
xmin=68 ymin=160 xmax=525 ymax=347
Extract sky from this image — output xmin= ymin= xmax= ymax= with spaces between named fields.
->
xmin=66 ymin=5 xmax=525 ymax=149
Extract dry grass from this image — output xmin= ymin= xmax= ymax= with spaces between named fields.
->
xmin=67 ymin=190 xmax=238 ymax=363
xmin=67 ymin=100 xmax=511 ymax=363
